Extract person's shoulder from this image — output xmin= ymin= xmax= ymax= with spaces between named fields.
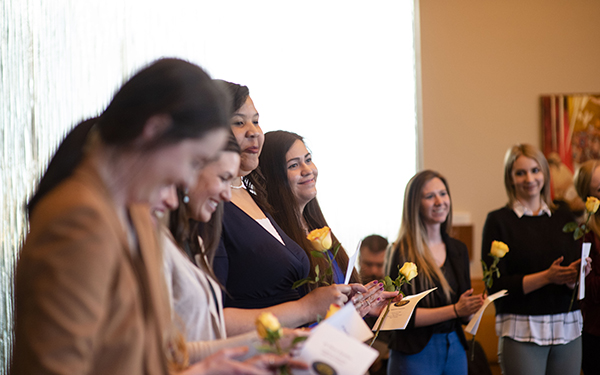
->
xmin=485 ymin=205 xmax=513 ymax=221
xmin=26 ymin=173 xmax=124 ymax=263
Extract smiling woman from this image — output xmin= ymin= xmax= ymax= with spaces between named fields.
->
xmin=385 ymin=170 xmax=484 ymax=375
xmin=259 ymin=130 xmax=360 ymax=289
xmin=482 ymin=143 xmax=586 ymax=375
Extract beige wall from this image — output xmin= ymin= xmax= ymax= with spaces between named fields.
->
xmin=419 ymin=0 xmax=600 ymax=276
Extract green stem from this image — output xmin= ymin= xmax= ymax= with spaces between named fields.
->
xmin=274 ymin=341 xmax=292 ymax=375
xmin=370 ymin=298 xmax=393 ymax=347
xmin=568 ymin=277 xmax=579 ymax=313
xmin=469 ymin=335 xmax=476 ymax=361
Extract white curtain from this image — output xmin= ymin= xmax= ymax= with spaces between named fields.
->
xmin=0 ymin=1 xmax=416 ymax=371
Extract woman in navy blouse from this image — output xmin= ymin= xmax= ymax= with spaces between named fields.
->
xmin=212 ymin=81 xmax=376 ymax=336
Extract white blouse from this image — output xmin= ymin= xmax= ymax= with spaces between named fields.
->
xmin=161 ymin=228 xmax=259 ymax=363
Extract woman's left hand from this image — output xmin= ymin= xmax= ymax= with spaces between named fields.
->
xmin=363 ymin=290 xmax=402 ymax=317
xmin=583 ymin=256 xmax=592 ymax=277
xmin=566 ymin=256 xmax=593 ymax=289
xmin=351 ymin=281 xmax=401 ymax=317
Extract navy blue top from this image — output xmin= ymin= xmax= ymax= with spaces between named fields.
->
xmin=214 ymin=202 xmax=311 ymax=309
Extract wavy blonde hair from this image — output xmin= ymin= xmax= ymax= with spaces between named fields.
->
xmin=386 ymin=170 xmax=452 ymax=304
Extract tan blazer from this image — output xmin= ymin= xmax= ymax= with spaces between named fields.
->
xmin=12 ymin=159 xmax=170 ymax=375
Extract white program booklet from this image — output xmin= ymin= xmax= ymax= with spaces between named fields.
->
xmin=465 ymin=289 xmax=507 ymax=335
xmin=371 ymin=288 xmax=437 ymax=331
xmin=322 ymin=301 xmax=373 ymax=342
xmin=294 ymin=322 xmax=378 ymax=375
xmin=579 ymin=242 xmax=591 ymax=300
xmin=344 ymin=240 xmax=361 ymax=285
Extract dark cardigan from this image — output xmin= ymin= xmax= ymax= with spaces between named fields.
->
xmin=388 ymin=233 xmax=471 ymax=354
xmin=481 ymin=202 xmax=579 ymax=316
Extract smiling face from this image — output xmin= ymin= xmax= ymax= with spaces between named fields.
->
xmin=187 ymin=151 xmax=240 ymax=222
xmin=132 ymin=129 xmax=227 ymax=207
xmin=511 ymin=155 xmax=544 ymax=202
xmin=419 ymin=177 xmax=450 ymax=227
xmin=230 ymin=97 xmax=263 ymax=177
xmin=286 ymin=140 xmax=318 ymax=210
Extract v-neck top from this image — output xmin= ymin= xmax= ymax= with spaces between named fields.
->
xmin=213 ymin=202 xmax=310 ymax=309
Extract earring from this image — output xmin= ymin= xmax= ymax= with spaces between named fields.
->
xmin=183 ymin=188 xmax=190 ymax=204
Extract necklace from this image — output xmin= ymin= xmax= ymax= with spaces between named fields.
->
xmin=231 ymin=181 xmax=245 ymax=189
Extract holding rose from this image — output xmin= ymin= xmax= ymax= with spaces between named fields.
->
xmin=385 ymin=171 xmax=484 ymax=375
xmin=260 ymin=131 xmax=396 ymax=320
xmin=482 ymin=144 xmax=586 ymax=375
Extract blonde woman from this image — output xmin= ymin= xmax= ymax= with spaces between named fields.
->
xmin=482 ymin=144 xmax=589 ymax=375
xmin=386 ymin=170 xmax=484 ymax=375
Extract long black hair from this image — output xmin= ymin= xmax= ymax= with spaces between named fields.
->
xmin=260 ymin=130 xmax=360 ymax=289
xmin=169 ymin=130 xmax=240 ymax=283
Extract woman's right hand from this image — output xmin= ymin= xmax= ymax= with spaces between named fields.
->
xmin=301 ymin=284 xmax=353 ymax=318
xmin=546 ymin=256 xmax=578 ymax=285
xmin=454 ymin=289 xmax=484 ymax=318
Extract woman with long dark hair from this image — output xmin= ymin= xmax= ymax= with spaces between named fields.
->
xmin=212 ymin=81 xmax=377 ymax=335
xmin=386 ymin=170 xmax=484 ymax=375
xmin=259 ymin=131 xmax=358 ymax=286
xmin=259 ymin=130 xmax=393 ymax=317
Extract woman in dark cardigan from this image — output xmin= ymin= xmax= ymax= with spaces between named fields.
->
xmin=386 ymin=170 xmax=484 ymax=375
xmin=482 ymin=143 xmax=589 ymax=375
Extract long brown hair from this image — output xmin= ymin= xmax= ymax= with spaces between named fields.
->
xmin=260 ymin=130 xmax=360 ymax=290
xmin=169 ymin=131 xmax=240 ymax=282
xmin=386 ymin=170 xmax=453 ymax=304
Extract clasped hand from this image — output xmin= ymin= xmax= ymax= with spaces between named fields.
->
xmin=546 ymin=256 xmax=593 ymax=286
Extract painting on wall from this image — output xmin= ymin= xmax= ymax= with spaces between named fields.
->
xmin=541 ymin=94 xmax=600 ymax=207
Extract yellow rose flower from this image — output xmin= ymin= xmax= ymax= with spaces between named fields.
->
xmin=399 ymin=262 xmax=418 ymax=282
xmin=490 ymin=240 xmax=509 ymax=258
xmin=256 ymin=312 xmax=282 ymax=339
xmin=325 ymin=303 xmax=341 ymax=319
xmin=306 ymin=226 xmax=333 ymax=252
xmin=586 ymin=196 xmax=600 ymax=214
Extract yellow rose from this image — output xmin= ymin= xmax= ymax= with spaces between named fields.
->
xmin=586 ymin=196 xmax=600 ymax=214
xmin=256 ymin=312 xmax=281 ymax=339
xmin=399 ymin=262 xmax=418 ymax=282
xmin=490 ymin=240 xmax=509 ymax=258
xmin=306 ymin=226 xmax=333 ymax=252
xmin=325 ymin=303 xmax=341 ymax=319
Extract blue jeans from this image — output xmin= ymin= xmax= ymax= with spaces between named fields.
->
xmin=388 ymin=331 xmax=467 ymax=375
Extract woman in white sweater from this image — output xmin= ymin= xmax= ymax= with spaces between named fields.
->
xmin=159 ymin=132 xmax=262 ymax=363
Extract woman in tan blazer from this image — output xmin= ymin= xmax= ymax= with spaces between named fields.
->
xmin=12 ymin=58 xmax=231 ymax=375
